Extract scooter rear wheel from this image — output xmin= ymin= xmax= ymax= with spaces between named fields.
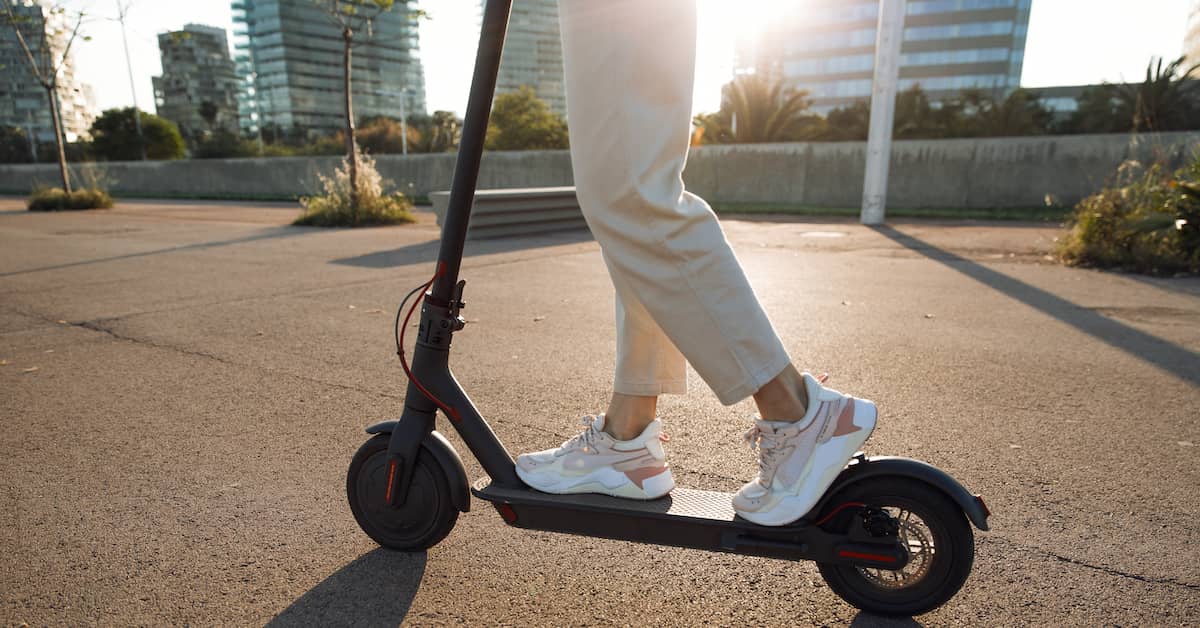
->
xmin=347 ymin=434 xmax=459 ymax=551
xmin=816 ymin=477 xmax=974 ymax=617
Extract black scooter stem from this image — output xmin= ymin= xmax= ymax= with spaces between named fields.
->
xmin=385 ymin=0 xmax=521 ymax=498
xmin=430 ymin=0 xmax=513 ymax=303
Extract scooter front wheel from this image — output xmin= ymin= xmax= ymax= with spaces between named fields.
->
xmin=816 ymin=477 xmax=974 ymax=616
xmin=347 ymin=434 xmax=459 ymax=551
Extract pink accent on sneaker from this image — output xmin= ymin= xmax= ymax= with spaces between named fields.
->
xmin=621 ymin=464 xmax=670 ymax=489
xmin=830 ymin=398 xmax=862 ymax=438
xmin=733 ymin=373 xmax=877 ymax=526
xmin=515 ymin=415 xmax=675 ymax=499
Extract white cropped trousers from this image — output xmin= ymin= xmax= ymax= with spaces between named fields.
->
xmin=558 ymin=0 xmax=792 ymax=405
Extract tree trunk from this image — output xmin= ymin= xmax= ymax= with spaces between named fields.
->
xmin=46 ymin=84 xmax=71 ymax=194
xmin=343 ymin=28 xmax=359 ymax=223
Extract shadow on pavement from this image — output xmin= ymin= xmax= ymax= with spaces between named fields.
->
xmin=266 ymin=549 xmax=427 ymax=627
xmin=0 ymin=226 xmax=308 ymax=278
xmin=873 ymin=225 xmax=1200 ymax=387
xmin=332 ymin=228 xmax=594 ymax=269
xmin=850 ymin=612 xmax=923 ymax=627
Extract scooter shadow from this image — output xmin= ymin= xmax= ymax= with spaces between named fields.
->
xmin=265 ymin=549 xmax=426 ymax=627
xmin=849 ymin=612 xmax=924 ymax=627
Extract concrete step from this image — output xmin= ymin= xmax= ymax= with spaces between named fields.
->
xmin=430 ymin=187 xmax=592 ymax=241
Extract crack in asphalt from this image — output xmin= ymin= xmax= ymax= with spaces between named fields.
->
xmin=8 ymin=306 xmax=570 ymax=444
xmin=984 ymin=535 xmax=1200 ymax=591
xmin=0 ymin=246 xmax=597 ymax=329
xmin=60 ymin=315 xmax=406 ymax=403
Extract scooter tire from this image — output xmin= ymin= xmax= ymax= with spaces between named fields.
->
xmin=816 ymin=477 xmax=974 ymax=617
xmin=347 ymin=434 xmax=459 ymax=551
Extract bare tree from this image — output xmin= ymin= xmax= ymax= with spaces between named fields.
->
xmin=317 ymin=0 xmax=397 ymax=217
xmin=1 ymin=0 xmax=88 ymax=193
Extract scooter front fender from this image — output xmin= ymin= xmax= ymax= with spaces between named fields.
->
xmin=367 ymin=421 xmax=471 ymax=513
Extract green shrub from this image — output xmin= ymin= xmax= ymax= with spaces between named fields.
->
xmin=27 ymin=186 xmax=114 ymax=211
xmin=294 ymin=151 xmax=416 ymax=227
xmin=1058 ymin=157 xmax=1200 ymax=275
xmin=193 ymin=131 xmax=259 ymax=159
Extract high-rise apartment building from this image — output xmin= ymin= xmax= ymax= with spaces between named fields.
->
xmin=152 ymin=24 xmax=241 ymax=141
xmin=231 ymin=0 xmax=426 ymax=136
xmin=486 ymin=0 xmax=565 ymax=116
xmin=737 ymin=0 xmax=1032 ymax=113
xmin=1185 ymin=0 xmax=1200 ymax=72
xmin=0 ymin=0 xmax=96 ymax=142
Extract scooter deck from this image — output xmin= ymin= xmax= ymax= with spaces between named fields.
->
xmin=475 ymin=478 xmax=739 ymax=521
xmin=471 ymin=477 xmax=908 ymax=567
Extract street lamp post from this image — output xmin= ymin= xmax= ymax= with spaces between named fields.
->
xmin=115 ymin=0 xmax=146 ymax=160
xmin=373 ymin=87 xmax=410 ymax=155
xmin=400 ymin=91 xmax=408 ymax=155
xmin=25 ymin=110 xmax=38 ymax=163
xmin=249 ymin=71 xmax=264 ymax=153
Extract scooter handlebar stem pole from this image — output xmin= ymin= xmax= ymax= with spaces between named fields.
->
xmin=386 ymin=0 xmax=521 ymax=498
xmin=431 ymin=0 xmax=513 ymax=304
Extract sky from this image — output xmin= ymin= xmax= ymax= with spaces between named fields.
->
xmin=57 ymin=0 xmax=1193 ymax=118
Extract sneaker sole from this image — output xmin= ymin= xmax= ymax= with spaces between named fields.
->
xmin=516 ymin=464 xmax=675 ymax=500
xmin=736 ymin=399 xmax=878 ymax=526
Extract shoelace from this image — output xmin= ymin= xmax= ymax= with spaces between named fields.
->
xmin=743 ymin=424 xmax=787 ymax=486
xmin=560 ymin=415 xmax=603 ymax=452
xmin=740 ymin=371 xmax=829 ymax=486
xmin=558 ymin=415 xmax=671 ymax=453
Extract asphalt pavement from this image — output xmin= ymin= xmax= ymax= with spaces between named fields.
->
xmin=1 ymin=197 xmax=1198 ymax=626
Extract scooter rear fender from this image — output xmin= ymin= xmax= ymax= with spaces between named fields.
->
xmin=818 ymin=455 xmax=990 ymax=531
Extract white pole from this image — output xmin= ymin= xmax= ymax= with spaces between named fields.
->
xmin=400 ymin=90 xmax=408 ymax=155
xmin=116 ymin=0 xmax=146 ymax=160
xmin=860 ymin=0 xmax=906 ymax=225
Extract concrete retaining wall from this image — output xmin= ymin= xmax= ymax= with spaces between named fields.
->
xmin=1 ymin=132 xmax=1196 ymax=209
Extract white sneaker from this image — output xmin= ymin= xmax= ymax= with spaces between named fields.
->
xmin=516 ymin=415 xmax=675 ymax=500
xmin=733 ymin=373 xmax=877 ymax=526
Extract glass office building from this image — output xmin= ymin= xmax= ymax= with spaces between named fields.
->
xmin=485 ymin=0 xmax=566 ymax=116
xmin=738 ymin=0 xmax=1032 ymax=112
xmin=231 ymin=0 xmax=426 ymax=137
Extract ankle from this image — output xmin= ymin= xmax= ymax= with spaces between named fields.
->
xmin=605 ymin=393 xmax=658 ymax=440
xmin=753 ymin=366 xmax=809 ymax=422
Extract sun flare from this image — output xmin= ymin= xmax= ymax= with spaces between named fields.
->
xmin=694 ymin=0 xmax=787 ymax=114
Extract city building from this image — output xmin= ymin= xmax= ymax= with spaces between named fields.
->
xmin=0 ymin=0 xmax=96 ymax=143
xmin=1185 ymin=0 xmax=1200 ymax=72
xmin=231 ymin=0 xmax=426 ymax=137
xmin=486 ymin=0 xmax=566 ymax=116
xmin=152 ymin=24 xmax=241 ymax=141
xmin=737 ymin=0 xmax=1032 ymax=113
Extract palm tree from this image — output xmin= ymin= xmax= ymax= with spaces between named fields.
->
xmin=1117 ymin=56 xmax=1200 ymax=133
xmin=412 ymin=110 xmax=461 ymax=153
xmin=694 ymin=73 xmax=822 ymax=144
xmin=958 ymin=88 xmax=1052 ymax=137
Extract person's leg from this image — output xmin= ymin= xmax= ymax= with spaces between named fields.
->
xmin=522 ymin=0 xmax=877 ymax=520
xmin=515 ymin=246 xmax=680 ymax=500
xmin=559 ymin=0 xmax=792 ymax=404
xmin=602 ymin=250 xmax=684 ymax=440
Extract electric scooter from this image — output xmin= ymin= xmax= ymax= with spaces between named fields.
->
xmin=346 ymin=0 xmax=989 ymax=617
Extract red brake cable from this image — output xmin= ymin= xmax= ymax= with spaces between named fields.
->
xmin=396 ymin=264 xmax=461 ymax=422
